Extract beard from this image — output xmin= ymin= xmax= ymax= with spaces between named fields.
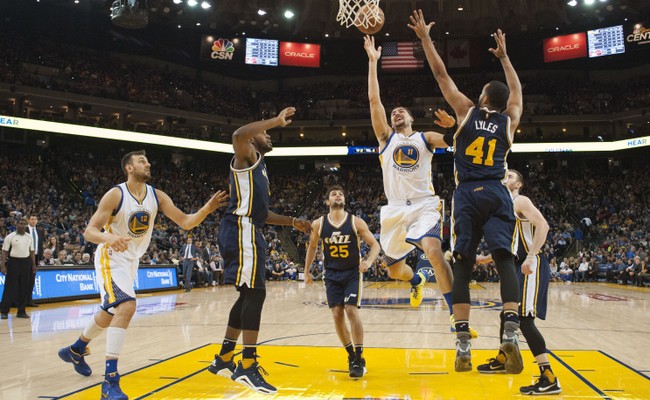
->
xmin=134 ymin=170 xmax=151 ymax=182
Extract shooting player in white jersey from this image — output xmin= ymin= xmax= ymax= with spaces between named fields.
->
xmin=58 ymin=150 xmax=228 ymax=400
xmin=364 ymin=35 xmax=477 ymax=337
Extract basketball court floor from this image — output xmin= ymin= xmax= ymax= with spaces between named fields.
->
xmin=1 ymin=280 xmax=648 ymax=399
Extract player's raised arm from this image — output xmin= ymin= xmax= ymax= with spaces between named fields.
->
xmin=232 ymin=107 xmax=296 ymax=168
xmin=364 ymin=35 xmax=391 ymax=149
xmin=489 ymin=29 xmax=523 ymax=131
xmin=407 ymin=10 xmax=473 ymax=118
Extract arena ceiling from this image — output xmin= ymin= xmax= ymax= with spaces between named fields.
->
xmin=108 ymin=0 xmax=648 ymax=39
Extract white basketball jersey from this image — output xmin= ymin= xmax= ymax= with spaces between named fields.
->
xmin=379 ymin=132 xmax=436 ymax=201
xmin=96 ymin=182 xmax=159 ymax=265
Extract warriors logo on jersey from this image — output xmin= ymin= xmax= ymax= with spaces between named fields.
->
xmin=127 ymin=210 xmax=152 ymax=237
xmin=392 ymin=145 xmax=420 ymax=171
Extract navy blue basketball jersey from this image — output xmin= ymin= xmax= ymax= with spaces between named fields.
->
xmin=319 ymin=212 xmax=361 ymax=272
xmin=453 ymin=106 xmax=513 ymax=184
xmin=224 ymin=153 xmax=270 ymax=227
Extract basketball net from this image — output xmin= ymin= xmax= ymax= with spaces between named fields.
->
xmin=337 ymin=0 xmax=381 ymax=28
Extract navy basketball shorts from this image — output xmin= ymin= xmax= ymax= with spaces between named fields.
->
xmin=451 ymin=180 xmax=518 ymax=262
xmin=324 ymin=268 xmax=363 ymax=308
xmin=218 ymin=216 xmax=267 ymax=289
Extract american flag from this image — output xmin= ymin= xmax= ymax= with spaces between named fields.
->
xmin=381 ymin=42 xmax=424 ymax=70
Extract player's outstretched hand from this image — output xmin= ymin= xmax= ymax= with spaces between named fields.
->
xmin=206 ymin=190 xmax=230 ymax=213
xmin=489 ymin=29 xmax=508 ymax=59
xmin=407 ymin=9 xmax=435 ymax=40
xmin=292 ymin=218 xmax=313 ymax=234
xmin=434 ymin=109 xmax=456 ymax=128
xmin=277 ymin=107 xmax=296 ymax=127
xmin=363 ymin=35 xmax=381 ymax=62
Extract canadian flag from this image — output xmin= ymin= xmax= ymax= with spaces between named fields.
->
xmin=447 ymin=39 xmax=470 ymax=68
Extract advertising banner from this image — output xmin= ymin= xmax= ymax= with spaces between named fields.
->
xmin=543 ymin=33 xmax=587 ymax=62
xmin=279 ymin=42 xmax=321 ymax=68
xmin=200 ymin=36 xmax=243 ymax=62
xmin=0 ymin=266 xmax=178 ymax=301
xmin=626 ymin=22 xmax=650 ymax=47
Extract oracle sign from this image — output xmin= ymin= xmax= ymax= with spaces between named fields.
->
xmin=279 ymin=42 xmax=321 ymax=68
xmin=543 ymin=33 xmax=587 ymax=63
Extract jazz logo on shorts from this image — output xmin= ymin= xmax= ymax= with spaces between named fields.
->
xmin=392 ymin=145 xmax=419 ymax=169
xmin=128 ymin=210 xmax=152 ymax=237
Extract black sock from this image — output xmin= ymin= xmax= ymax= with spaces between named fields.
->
xmin=503 ymin=310 xmax=519 ymax=325
xmin=455 ymin=320 xmax=470 ymax=333
xmin=539 ymin=362 xmax=553 ymax=375
xmin=344 ymin=343 xmax=354 ymax=358
xmin=354 ymin=345 xmax=363 ymax=358
xmin=219 ymin=338 xmax=237 ymax=357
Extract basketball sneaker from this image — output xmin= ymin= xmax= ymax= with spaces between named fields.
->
xmin=207 ymin=354 xmax=236 ymax=377
xmin=520 ymin=370 xmax=562 ymax=395
xmin=101 ymin=373 xmax=128 ymax=400
xmin=502 ymin=321 xmax=524 ymax=374
xmin=349 ymin=355 xmax=367 ymax=378
xmin=477 ymin=351 xmax=507 ymax=374
xmin=410 ymin=270 xmax=431 ymax=307
xmin=449 ymin=314 xmax=479 ymax=338
xmin=58 ymin=346 xmax=92 ymax=376
xmin=454 ymin=332 xmax=472 ymax=372
xmin=231 ymin=361 xmax=277 ymax=394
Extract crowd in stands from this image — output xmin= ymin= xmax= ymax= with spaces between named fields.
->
xmin=1 ymin=34 xmax=649 ymax=138
xmin=2 ymin=148 xmax=647 ymax=287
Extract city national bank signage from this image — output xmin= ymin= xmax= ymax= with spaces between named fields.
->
xmin=0 ymin=267 xmax=178 ymax=301
xmin=543 ymin=33 xmax=587 ymax=62
xmin=279 ymin=42 xmax=321 ymax=68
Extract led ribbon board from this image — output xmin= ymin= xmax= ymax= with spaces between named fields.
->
xmin=1 ymin=116 xmax=647 ymax=156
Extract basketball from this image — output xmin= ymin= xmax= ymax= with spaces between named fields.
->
xmin=354 ymin=4 xmax=384 ymax=35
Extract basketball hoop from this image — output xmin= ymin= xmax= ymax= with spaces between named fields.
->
xmin=337 ymin=0 xmax=381 ymax=29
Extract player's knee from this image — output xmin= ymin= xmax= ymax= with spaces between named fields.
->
xmin=520 ymin=316 xmax=547 ymax=356
xmin=331 ymin=305 xmax=345 ymax=320
xmin=344 ymin=304 xmax=360 ymax=319
xmin=240 ymin=289 xmax=266 ymax=330
xmin=114 ymin=300 xmax=136 ymax=317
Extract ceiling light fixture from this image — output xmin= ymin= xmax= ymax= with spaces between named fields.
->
xmin=284 ymin=10 xmax=294 ymax=19
xmin=567 ymin=0 xmax=577 ymax=6
xmin=258 ymin=9 xmax=267 ymax=16
xmin=187 ymin=0 xmax=198 ymax=7
xmin=201 ymin=1 xmax=211 ymax=9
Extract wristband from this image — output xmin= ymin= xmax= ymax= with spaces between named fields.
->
xmin=291 ymin=217 xmax=297 ymax=228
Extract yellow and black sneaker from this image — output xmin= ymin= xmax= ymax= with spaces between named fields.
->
xmin=477 ymin=351 xmax=507 ymax=374
xmin=520 ymin=370 xmax=562 ymax=395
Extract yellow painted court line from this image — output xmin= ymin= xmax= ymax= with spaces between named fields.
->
xmin=56 ymin=346 xmax=650 ymax=400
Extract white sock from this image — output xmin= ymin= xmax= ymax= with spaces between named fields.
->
xmin=106 ymin=327 xmax=127 ymax=358
xmin=82 ymin=318 xmax=105 ymax=340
